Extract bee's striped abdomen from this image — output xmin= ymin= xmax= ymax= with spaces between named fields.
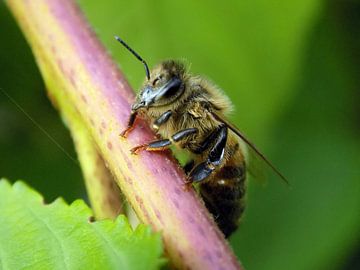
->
xmin=199 ymin=162 xmax=246 ymax=238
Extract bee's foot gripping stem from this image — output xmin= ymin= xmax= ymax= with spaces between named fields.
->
xmin=120 ymin=127 xmax=134 ymax=138
xmin=130 ymin=139 xmax=171 ymax=154
xmin=120 ymin=111 xmax=138 ymax=138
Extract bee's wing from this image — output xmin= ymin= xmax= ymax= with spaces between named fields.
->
xmin=211 ymin=111 xmax=289 ymax=185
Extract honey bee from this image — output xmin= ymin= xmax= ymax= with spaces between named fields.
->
xmin=115 ymin=36 xmax=287 ymax=237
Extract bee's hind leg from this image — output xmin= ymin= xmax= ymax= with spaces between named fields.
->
xmin=187 ymin=125 xmax=228 ymax=184
xmin=131 ymin=128 xmax=198 ymax=154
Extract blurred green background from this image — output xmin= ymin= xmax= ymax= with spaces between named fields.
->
xmin=1 ymin=0 xmax=359 ymax=269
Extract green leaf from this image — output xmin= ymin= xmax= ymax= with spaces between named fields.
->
xmin=0 ymin=180 xmax=164 ymax=270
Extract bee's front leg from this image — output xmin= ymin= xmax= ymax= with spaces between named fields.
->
xmin=186 ymin=125 xmax=228 ymax=184
xmin=131 ymin=128 xmax=197 ymax=154
xmin=120 ymin=111 xmax=138 ymax=138
xmin=152 ymin=110 xmax=172 ymax=132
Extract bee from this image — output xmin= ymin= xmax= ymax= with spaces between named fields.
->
xmin=115 ymin=36 xmax=287 ymax=237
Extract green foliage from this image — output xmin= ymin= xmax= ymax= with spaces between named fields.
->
xmin=0 ymin=180 xmax=164 ymax=270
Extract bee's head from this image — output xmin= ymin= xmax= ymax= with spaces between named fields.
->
xmin=132 ymin=60 xmax=186 ymax=110
xmin=114 ymin=36 xmax=186 ymax=111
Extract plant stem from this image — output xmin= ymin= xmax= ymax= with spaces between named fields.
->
xmin=67 ymin=109 xmax=123 ymax=220
xmin=6 ymin=0 xmax=243 ymax=269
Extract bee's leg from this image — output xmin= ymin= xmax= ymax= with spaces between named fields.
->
xmin=183 ymin=160 xmax=195 ymax=174
xmin=192 ymin=125 xmax=224 ymax=154
xmin=130 ymin=139 xmax=171 ymax=154
xmin=152 ymin=110 xmax=172 ymax=132
xmin=131 ymin=128 xmax=198 ymax=154
xmin=187 ymin=125 xmax=227 ymax=183
xmin=120 ymin=111 xmax=138 ymax=138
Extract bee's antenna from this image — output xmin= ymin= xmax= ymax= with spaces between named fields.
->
xmin=114 ymin=36 xmax=150 ymax=80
